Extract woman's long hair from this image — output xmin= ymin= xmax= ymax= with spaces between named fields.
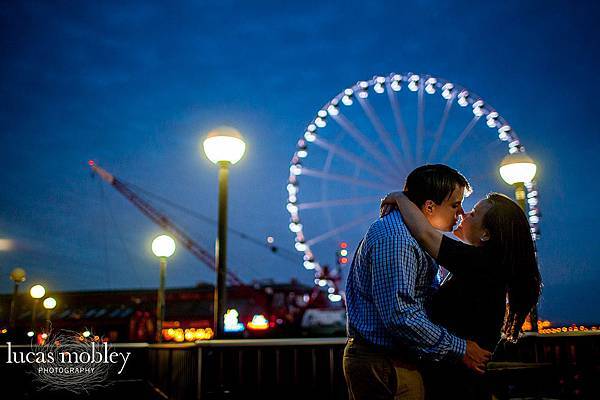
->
xmin=482 ymin=193 xmax=542 ymax=342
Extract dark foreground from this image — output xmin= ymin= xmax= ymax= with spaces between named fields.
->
xmin=1 ymin=333 xmax=599 ymax=399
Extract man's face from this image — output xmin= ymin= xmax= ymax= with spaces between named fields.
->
xmin=422 ymin=185 xmax=465 ymax=231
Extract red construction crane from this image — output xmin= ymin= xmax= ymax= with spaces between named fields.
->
xmin=89 ymin=160 xmax=243 ymax=286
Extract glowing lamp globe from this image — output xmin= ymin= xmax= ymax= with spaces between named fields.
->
xmin=152 ymin=235 xmax=176 ymax=258
xmin=30 ymin=284 xmax=45 ymax=299
xmin=10 ymin=267 xmax=26 ymax=283
xmin=203 ymin=126 xmax=246 ymax=165
xmin=43 ymin=297 xmax=57 ymax=310
xmin=499 ymin=153 xmax=537 ymax=185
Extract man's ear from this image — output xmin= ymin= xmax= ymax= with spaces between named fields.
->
xmin=422 ymin=200 xmax=435 ymax=215
xmin=480 ymin=229 xmax=491 ymax=242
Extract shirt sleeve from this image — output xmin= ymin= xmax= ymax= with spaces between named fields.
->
xmin=370 ymin=235 xmax=466 ymax=362
xmin=437 ymin=235 xmax=490 ymax=279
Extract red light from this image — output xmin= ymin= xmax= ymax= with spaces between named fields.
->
xmin=88 ymin=160 xmax=95 ymax=166
xmin=340 ymin=242 xmax=348 ymax=249
xmin=340 ymin=257 xmax=348 ymax=264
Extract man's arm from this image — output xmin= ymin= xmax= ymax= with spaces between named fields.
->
xmin=370 ymin=235 xmax=464 ymax=362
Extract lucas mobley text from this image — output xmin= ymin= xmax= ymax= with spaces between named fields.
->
xmin=5 ymin=342 xmax=131 ymax=375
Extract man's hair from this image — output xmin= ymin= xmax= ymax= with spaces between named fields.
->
xmin=403 ymin=164 xmax=471 ymax=207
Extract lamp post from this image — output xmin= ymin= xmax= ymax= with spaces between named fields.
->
xmin=29 ymin=284 xmax=45 ymax=333
xmin=202 ymin=126 xmax=246 ymax=339
xmin=151 ymin=234 xmax=176 ymax=343
xmin=499 ymin=152 xmax=539 ymax=332
xmin=9 ymin=267 xmax=26 ymax=332
xmin=42 ymin=297 xmax=56 ymax=331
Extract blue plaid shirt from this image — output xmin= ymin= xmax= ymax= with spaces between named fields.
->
xmin=346 ymin=210 xmax=466 ymax=362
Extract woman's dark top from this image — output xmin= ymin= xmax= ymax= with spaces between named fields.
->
xmin=423 ymin=235 xmax=508 ymax=399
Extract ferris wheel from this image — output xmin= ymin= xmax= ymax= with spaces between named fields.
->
xmin=286 ymin=72 xmax=541 ymax=301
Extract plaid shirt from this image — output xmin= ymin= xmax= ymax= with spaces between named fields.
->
xmin=346 ymin=210 xmax=466 ymax=362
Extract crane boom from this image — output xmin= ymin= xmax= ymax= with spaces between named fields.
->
xmin=89 ymin=160 xmax=243 ymax=286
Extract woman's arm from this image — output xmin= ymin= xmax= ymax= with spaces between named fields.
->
xmin=380 ymin=191 xmax=443 ymax=258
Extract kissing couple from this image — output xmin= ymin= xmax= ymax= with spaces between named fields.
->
xmin=343 ymin=164 xmax=541 ymax=400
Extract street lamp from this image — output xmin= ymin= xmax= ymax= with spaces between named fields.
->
xmin=151 ymin=234 xmax=176 ymax=343
xmin=9 ymin=267 xmax=26 ymax=332
xmin=202 ymin=126 xmax=246 ymax=338
xmin=499 ymin=152 xmax=537 ymax=210
xmin=29 ymin=284 xmax=45 ymax=332
xmin=499 ymin=152 xmax=538 ymax=332
xmin=43 ymin=297 xmax=56 ymax=331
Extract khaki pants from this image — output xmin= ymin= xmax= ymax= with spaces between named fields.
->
xmin=343 ymin=338 xmax=424 ymax=400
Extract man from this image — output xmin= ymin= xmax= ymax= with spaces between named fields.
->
xmin=343 ymin=164 xmax=491 ymax=400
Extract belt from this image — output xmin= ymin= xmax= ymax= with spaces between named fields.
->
xmin=347 ymin=336 xmax=420 ymax=365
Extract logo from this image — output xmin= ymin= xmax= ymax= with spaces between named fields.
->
xmin=5 ymin=330 xmax=131 ymax=393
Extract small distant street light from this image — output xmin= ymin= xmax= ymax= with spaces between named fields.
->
xmin=202 ymin=126 xmax=246 ymax=339
xmin=29 ymin=284 xmax=46 ymax=332
xmin=499 ymin=152 xmax=539 ymax=332
xmin=152 ymin=234 xmax=176 ymax=343
xmin=9 ymin=267 xmax=26 ymax=332
xmin=43 ymin=297 xmax=57 ymax=330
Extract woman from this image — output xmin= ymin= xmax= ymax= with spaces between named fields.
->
xmin=380 ymin=191 xmax=541 ymax=399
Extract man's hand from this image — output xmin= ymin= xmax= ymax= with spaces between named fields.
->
xmin=462 ymin=340 xmax=492 ymax=374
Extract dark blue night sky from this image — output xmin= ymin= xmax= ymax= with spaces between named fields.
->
xmin=1 ymin=1 xmax=599 ymax=324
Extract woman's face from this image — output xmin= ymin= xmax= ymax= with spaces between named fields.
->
xmin=454 ymin=199 xmax=492 ymax=246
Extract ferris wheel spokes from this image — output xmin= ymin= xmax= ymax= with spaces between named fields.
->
xmin=442 ymin=115 xmax=481 ymax=163
xmin=356 ymin=96 xmax=409 ymax=175
xmin=386 ymin=81 xmax=414 ymax=166
xmin=416 ymin=82 xmax=426 ymax=165
xmin=300 ymin=167 xmax=391 ymax=192
xmin=427 ymin=95 xmax=456 ymax=163
xmin=330 ymin=113 xmax=399 ymax=175
xmin=312 ymin=137 xmax=399 ymax=186
xmin=298 ymin=195 xmax=383 ymax=211
xmin=305 ymin=211 xmax=376 ymax=247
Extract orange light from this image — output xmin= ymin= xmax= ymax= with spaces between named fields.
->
xmin=340 ymin=242 xmax=348 ymax=249
xmin=247 ymin=314 xmax=269 ymax=330
xmin=340 ymin=257 xmax=348 ymax=264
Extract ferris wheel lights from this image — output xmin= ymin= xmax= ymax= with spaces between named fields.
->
xmin=390 ymin=80 xmax=402 ymax=91
xmin=297 ymin=150 xmax=308 ymax=158
xmin=359 ymin=81 xmax=369 ymax=89
xmin=328 ymin=294 xmax=342 ymax=302
xmin=303 ymin=261 xmax=316 ymax=270
xmin=408 ymin=74 xmax=420 ymax=92
xmin=287 ymin=203 xmax=299 ymax=214
xmin=290 ymin=164 xmax=302 ymax=176
xmin=375 ymin=76 xmax=386 ymax=84
xmin=289 ymin=222 xmax=303 ymax=233
xmin=425 ymin=77 xmax=437 ymax=94
xmin=486 ymin=111 xmax=499 ymax=128
xmin=457 ymin=91 xmax=469 ymax=107
xmin=327 ymin=104 xmax=340 ymax=116
xmin=287 ymin=183 xmax=298 ymax=194
xmin=315 ymin=117 xmax=327 ymax=128
xmin=472 ymin=100 xmax=484 ymax=117
xmin=528 ymin=198 xmax=538 ymax=206
xmin=374 ymin=83 xmax=385 ymax=94
xmin=441 ymin=82 xmax=454 ymax=99
xmin=529 ymin=216 xmax=540 ymax=224
xmin=527 ymin=190 xmax=538 ymax=198
xmin=318 ymin=279 xmax=328 ymax=287
xmin=304 ymin=131 xmax=317 ymax=142
xmin=528 ymin=209 xmax=538 ymax=216
xmin=295 ymin=242 xmax=307 ymax=252
xmin=288 ymin=195 xmax=297 ymax=203
xmin=498 ymin=125 xmax=511 ymax=141
xmin=317 ymin=110 xmax=327 ymax=118
xmin=342 ymin=95 xmax=353 ymax=106
xmin=328 ymin=287 xmax=335 ymax=294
